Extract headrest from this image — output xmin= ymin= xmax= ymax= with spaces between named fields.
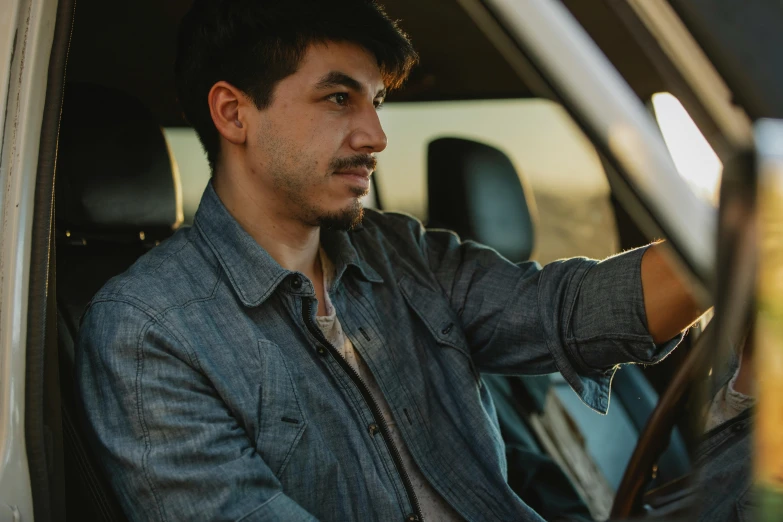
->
xmin=56 ymin=83 xmax=183 ymax=241
xmin=427 ymin=137 xmax=536 ymax=262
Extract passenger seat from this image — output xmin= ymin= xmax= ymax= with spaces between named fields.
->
xmin=426 ymin=136 xmax=690 ymax=504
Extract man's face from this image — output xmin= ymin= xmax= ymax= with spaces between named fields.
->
xmin=245 ymin=42 xmax=388 ymax=230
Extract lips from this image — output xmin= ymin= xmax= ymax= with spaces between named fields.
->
xmin=335 ymin=168 xmax=372 ymax=179
xmin=334 ymin=168 xmax=372 ymax=191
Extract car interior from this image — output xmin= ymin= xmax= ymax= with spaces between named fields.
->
xmin=56 ymin=82 xmax=183 ymax=522
xmin=19 ymin=0 xmax=783 ymax=520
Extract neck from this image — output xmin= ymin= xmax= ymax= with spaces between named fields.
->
xmin=213 ymin=171 xmax=321 ymax=277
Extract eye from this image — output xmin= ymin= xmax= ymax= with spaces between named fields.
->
xmin=327 ymin=92 xmax=349 ymax=106
xmin=374 ymin=99 xmax=385 ymax=110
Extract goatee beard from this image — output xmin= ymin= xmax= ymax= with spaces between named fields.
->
xmin=317 ymin=195 xmax=365 ymax=231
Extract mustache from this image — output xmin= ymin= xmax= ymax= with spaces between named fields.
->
xmin=329 ymin=154 xmax=377 ymax=173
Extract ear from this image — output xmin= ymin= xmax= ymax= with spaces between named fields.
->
xmin=208 ymin=81 xmax=248 ymax=146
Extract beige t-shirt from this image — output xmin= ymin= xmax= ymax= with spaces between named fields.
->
xmin=315 ymin=250 xmax=464 ymax=522
xmin=704 ymin=362 xmax=755 ymax=433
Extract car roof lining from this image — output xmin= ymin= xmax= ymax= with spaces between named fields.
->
xmin=65 ymin=0 xmax=668 ymax=127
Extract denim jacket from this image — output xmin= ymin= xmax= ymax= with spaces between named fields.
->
xmin=77 ymin=183 xmax=680 ymax=522
xmin=696 ymin=355 xmax=755 ymax=522
xmin=697 ymin=408 xmax=754 ymax=522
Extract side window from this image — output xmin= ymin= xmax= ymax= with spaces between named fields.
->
xmin=164 ymin=99 xmax=621 ymax=264
xmin=376 ymin=99 xmax=619 ymax=264
xmin=163 ymin=128 xmax=211 ymax=224
xmin=651 ymin=92 xmax=722 ymax=205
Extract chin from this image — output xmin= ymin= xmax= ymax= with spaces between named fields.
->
xmin=317 ymin=200 xmax=364 ymax=231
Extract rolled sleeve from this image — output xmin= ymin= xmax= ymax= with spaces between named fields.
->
xmin=553 ymin=245 xmax=684 ymax=413
xmin=419 ymin=220 xmax=684 ymax=415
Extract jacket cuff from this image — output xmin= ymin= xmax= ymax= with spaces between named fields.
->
xmin=551 ymin=245 xmax=685 ymax=413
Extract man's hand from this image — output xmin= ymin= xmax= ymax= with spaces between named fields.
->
xmin=641 ymin=243 xmax=705 ymax=343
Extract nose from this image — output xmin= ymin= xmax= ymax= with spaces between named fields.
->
xmin=349 ymin=105 xmax=388 ymax=153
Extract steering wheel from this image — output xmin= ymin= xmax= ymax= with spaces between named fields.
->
xmin=610 ymin=321 xmax=715 ymax=519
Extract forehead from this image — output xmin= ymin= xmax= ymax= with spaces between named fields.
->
xmin=292 ymin=42 xmax=385 ymax=92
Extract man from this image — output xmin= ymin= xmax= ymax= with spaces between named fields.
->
xmin=76 ymin=1 xmax=703 ymax=520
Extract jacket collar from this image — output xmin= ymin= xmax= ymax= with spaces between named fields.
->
xmin=194 ymin=182 xmax=382 ymax=308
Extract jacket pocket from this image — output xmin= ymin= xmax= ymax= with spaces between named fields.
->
xmin=256 ymin=340 xmax=307 ymax=477
xmin=398 ymin=275 xmax=481 ymax=385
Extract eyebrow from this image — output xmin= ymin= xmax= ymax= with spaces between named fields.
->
xmin=314 ymin=71 xmax=387 ymax=99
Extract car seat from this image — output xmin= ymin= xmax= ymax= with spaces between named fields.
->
xmin=426 ymin=137 xmax=689 ymax=498
xmin=56 ymin=82 xmax=183 ymax=521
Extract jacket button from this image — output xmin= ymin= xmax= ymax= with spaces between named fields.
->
xmin=368 ymin=423 xmax=379 ymax=436
xmin=290 ymin=275 xmax=303 ymax=290
xmin=316 ymin=345 xmax=327 ymax=356
xmin=405 ymin=515 xmax=420 ymax=522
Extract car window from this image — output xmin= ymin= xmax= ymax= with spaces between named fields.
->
xmin=163 ymin=128 xmax=211 ymax=224
xmin=651 ymin=92 xmax=722 ymax=205
xmin=165 ymin=98 xmax=620 ymax=265
xmin=375 ymin=99 xmax=619 ymax=264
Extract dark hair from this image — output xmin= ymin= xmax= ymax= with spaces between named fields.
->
xmin=175 ymin=0 xmax=419 ymax=171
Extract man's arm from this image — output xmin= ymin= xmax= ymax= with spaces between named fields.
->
xmin=77 ymin=300 xmax=317 ymax=522
xmin=397 ymin=215 xmax=685 ymax=414
xmin=641 ymin=242 xmax=704 ymax=344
